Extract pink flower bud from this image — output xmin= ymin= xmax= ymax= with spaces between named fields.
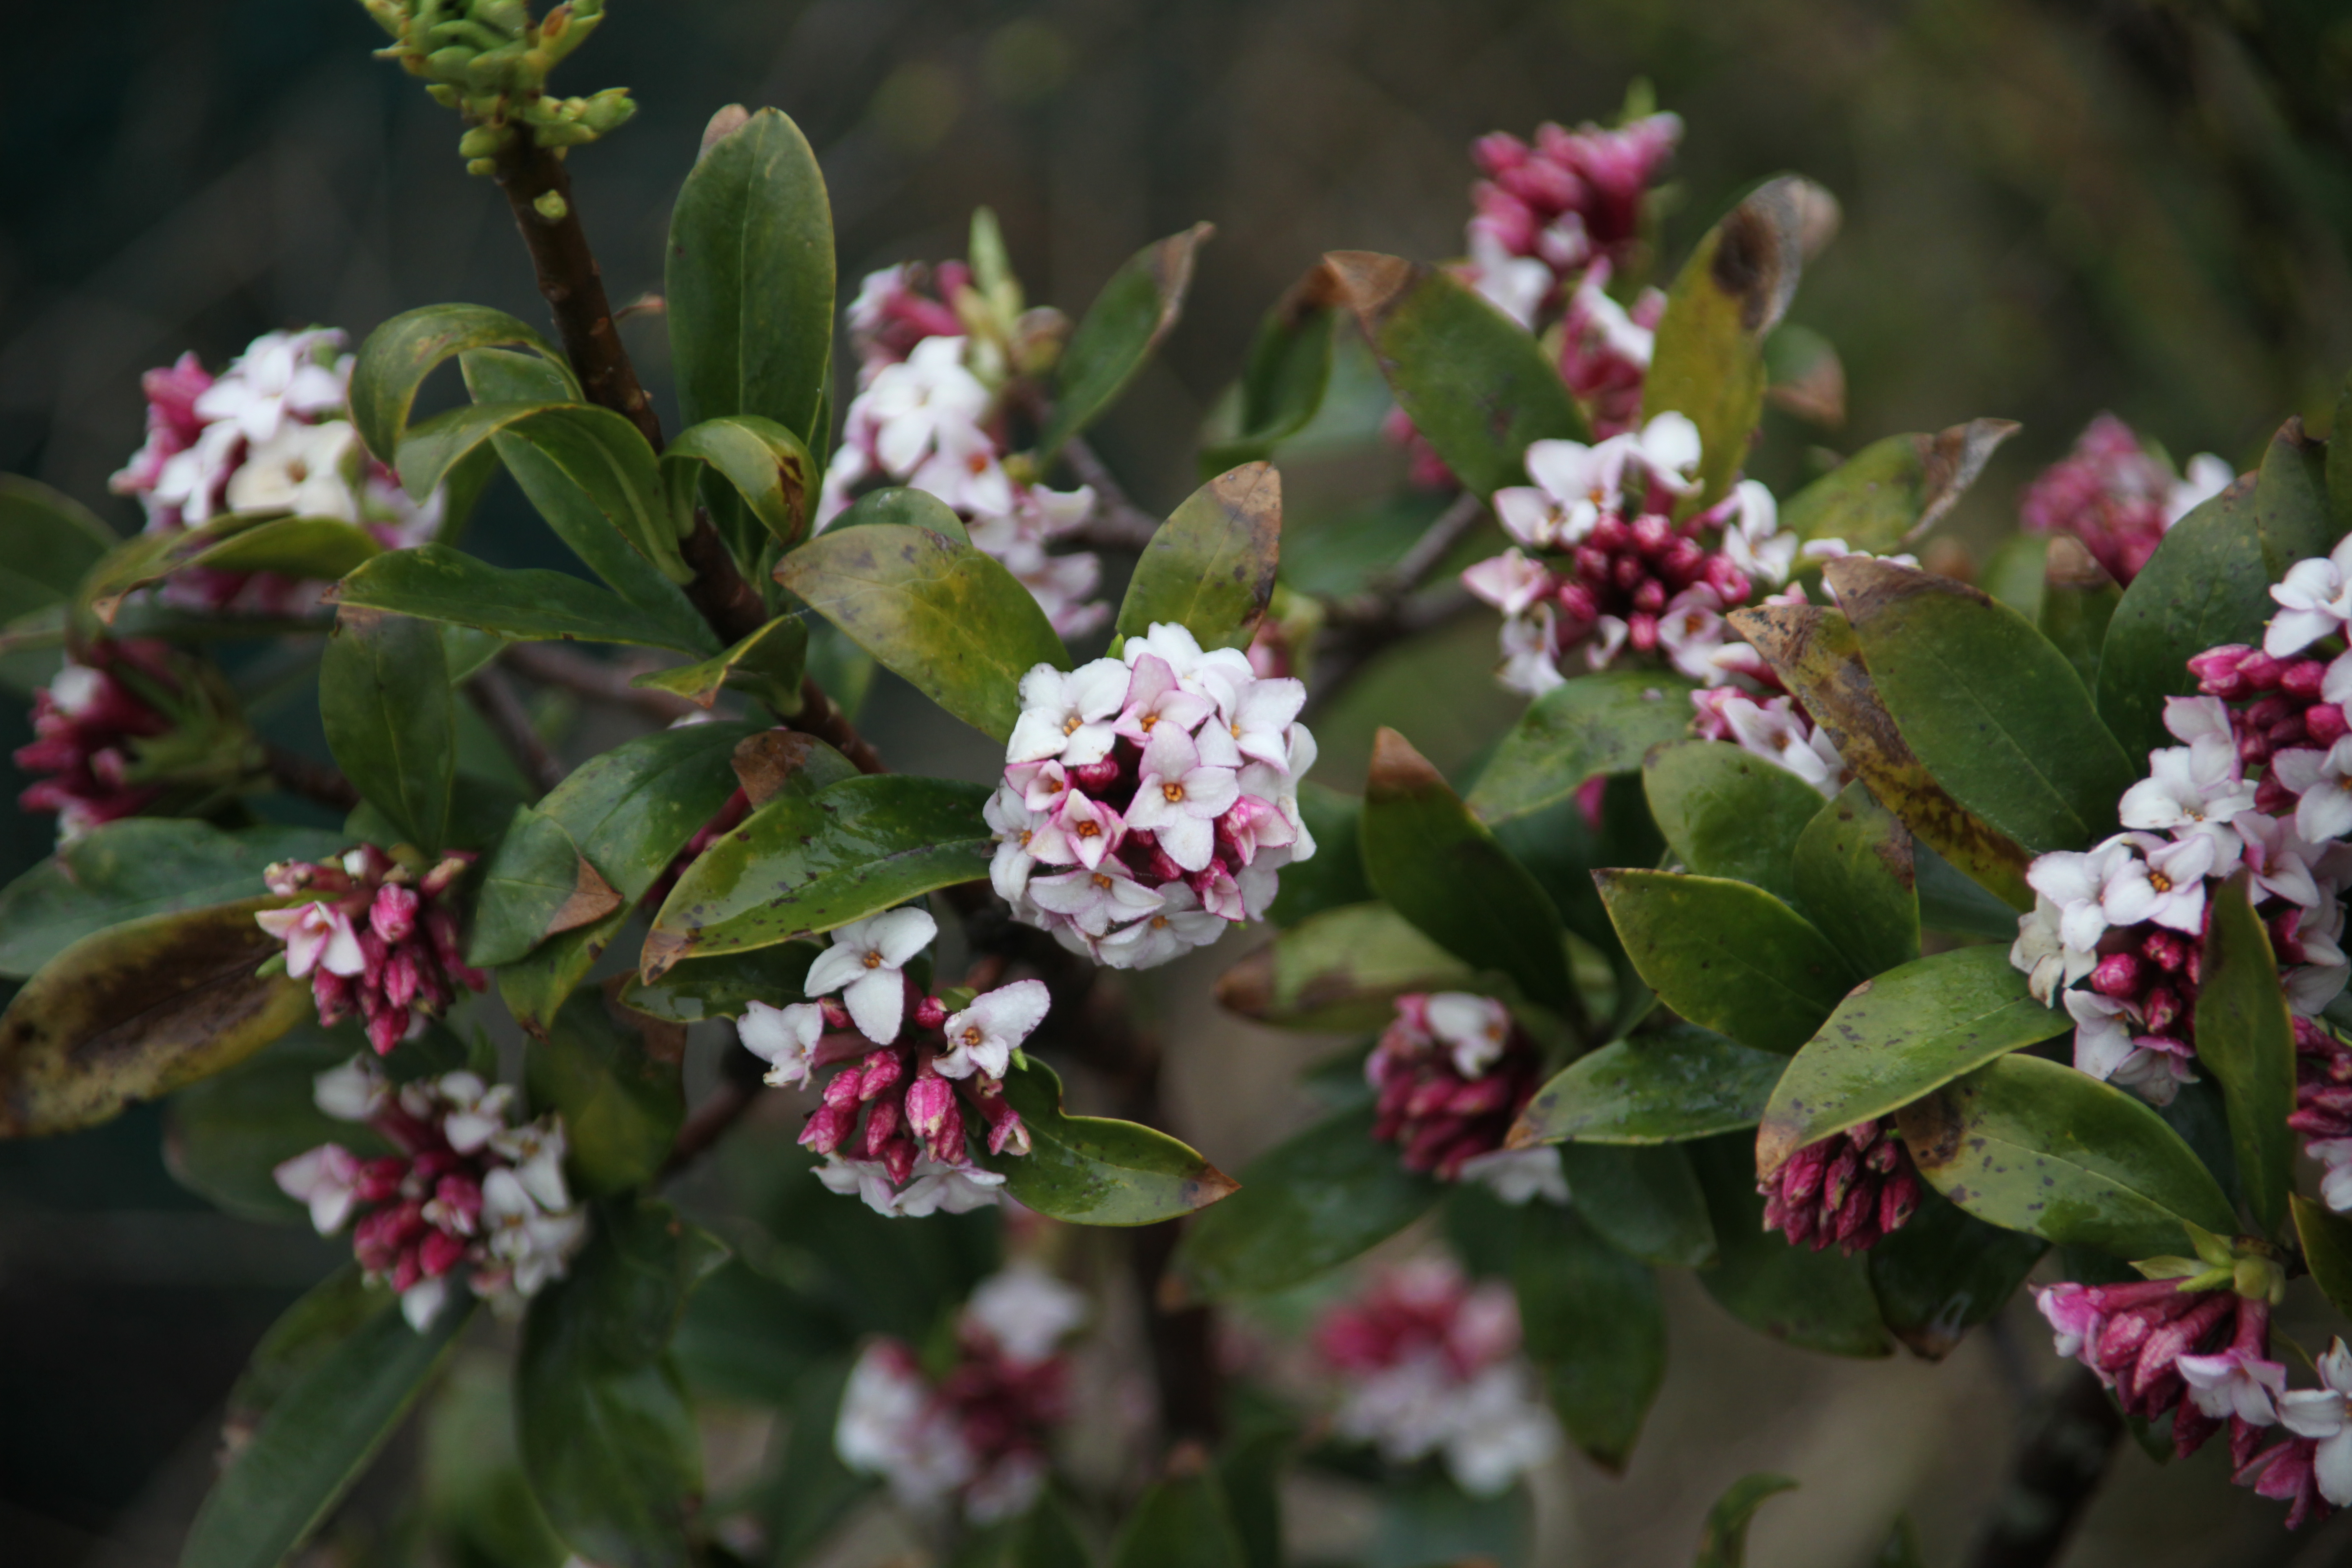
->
xmin=371 ymin=883 xmax=420 ymax=943
xmin=2188 ymin=645 xmax=2256 ymax=696
xmin=2091 ymin=952 xmax=2143 ymax=997
xmin=799 ymin=1100 xmax=856 ymax=1155
xmin=913 ymin=995 xmax=949 ymax=1031
xmin=857 ymin=1049 xmax=905 ymax=1103
xmin=2284 ymin=659 xmax=2329 ymax=698
xmin=420 ymin=1227 xmax=469 ymax=1278
xmin=2310 ymin=704 xmax=2350 ymax=746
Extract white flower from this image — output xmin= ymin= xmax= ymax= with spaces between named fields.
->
xmin=2313 ymin=1141 xmax=2352 ymax=1212
xmin=2026 ymin=838 xmax=2148 ymax=951
xmin=1565 ymin=268 xmax=1655 ymax=367
xmin=1006 ymin=660 xmax=1128 ymax=766
xmin=2011 ymin=895 xmax=2095 ymax=1005
xmin=1124 ymin=727 xmax=1240 ymax=872
xmin=2273 ymin=741 xmax=2352 ymax=843
xmin=985 ymin=784 xmax=1064 ymax=905
xmin=1703 ymin=691 xmax=1845 ymax=797
xmin=402 ymin=1277 xmax=452 ymax=1332
xmin=1048 ymin=789 xmax=1124 ymax=871
xmin=2177 ymin=1346 xmax=2287 ymax=1425
xmin=194 ymin=328 xmax=351 ymax=445
xmin=2238 ymin=811 xmax=2326 ymax=908
xmin=1625 ymin=411 xmax=1703 ymax=495
xmin=1497 ymin=608 xmax=1565 ymax=696
xmin=1210 ymin=676 xmax=1308 ymax=773
xmin=740 ymin=999 xmax=829 ymax=1089
xmin=2267 ymin=538 xmax=2352 ymax=657
xmin=434 ymin=1071 xmax=516 ymax=1155
xmin=1461 ymin=549 xmax=1553 ymax=616
xmin=150 ymin=420 xmax=245 ymax=524
xmin=312 ymin=1056 xmax=389 ymax=1122
xmin=909 ymin=416 xmax=1016 ymax=517
xmin=803 ymin=908 xmax=939 ymax=1045
xmin=1655 ymin=585 xmax=1733 ymax=681
xmin=1442 ymin=1363 xmax=1562 ymax=1496
xmin=223 ymin=418 xmax=363 ymax=521
xmin=1716 ymin=479 xmax=1796 ymax=586
xmin=935 ymin=980 xmax=1050 ymax=1081
xmin=964 ymin=1263 xmax=1088 ymax=1365
xmin=1424 ymin=992 xmax=1513 ymax=1078
xmin=863 ymin=336 xmax=992 ymax=476
xmin=1238 ymin=724 xmax=1319 ymax=862
xmin=1027 ymin=862 xmax=1165 ymax=936
xmin=1096 ymin=883 xmax=1228 ymax=969
xmin=1456 ymin=1146 xmax=1568 ymax=1206
xmin=480 ymin=1166 xmax=587 ymax=1297
xmin=2066 ymin=989 xmax=2195 ymax=1105
xmin=255 ymin=900 xmax=365 ymax=979
xmin=2279 ymin=1339 xmax=2352 ymax=1506
xmin=894 ymin=1158 xmax=1008 ymax=1217
xmin=1121 ymin=622 xmax=1253 ymax=706
xmin=2166 ymin=454 xmax=2234 ymax=524
xmin=2118 ymin=744 xmax=2256 ymax=839
xmin=1113 ymin=654 xmax=1215 ymax=748
xmin=836 ymin=1341 xmax=975 ymax=1507
xmin=488 ymin=1118 xmax=572 ymax=1213
xmin=273 ymin=1145 xmax=362 ymax=1234
xmin=1464 ymin=227 xmax=1552 ymax=329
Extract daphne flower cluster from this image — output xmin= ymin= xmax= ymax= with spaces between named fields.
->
xmin=738 ymin=908 xmax=1045 ymax=1216
xmin=255 ymin=846 xmax=487 ymax=1055
xmin=2018 ymin=413 xmax=2233 ymax=585
xmin=820 ymin=260 xmax=1107 ymax=637
xmin=273 ymin=1055 xmax=586 ymax=1331
xmin=987 ymin=624 xmax=1317 ymax=969
xmin=1365 ymin=992 xmax=1564 ymax=1202
xmin=15 ymin=641 xmax=178 ymax=842
xmin=109 ymin=328 xmax=445 ymax=614
xmin=1313 ymin=1256 xmax=1560 ymax=1496
xmin=1759 ymin=1119 xmax=1921 ymax=1254
xmin=835 ymin=1263 xmax=1087 ymax=1522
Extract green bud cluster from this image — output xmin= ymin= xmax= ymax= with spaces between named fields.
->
xmin=358 ymin=0 xmax=636 ymax=174
xmin=2135 ymin=1223 xmax=2291 ymax=1305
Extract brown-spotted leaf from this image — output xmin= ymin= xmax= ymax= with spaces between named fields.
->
xmin=0 ymin=896 xmax=311 ymax=1137
xmin=730 ymin=729 xmax=859 ymax=808
xmin=1779 ymin=420 xmax=2021 ymax=553
xmin=1115 ymin=462 xmax=1282 ymax=652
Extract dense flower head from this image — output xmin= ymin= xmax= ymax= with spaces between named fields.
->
xmin=2034 ymin=1280 xmax=2279 ymax=1463
xmin=1313 ymin=1256 xmax=1560 ymax=1496
xmin=274 ymin=1055 xmax=586 ymax=1330
xmin=1366 ymin=992 xmax=1564 ymax=1201
xmin=255 ymin=845 xmax=487 ymax=1056
xmin=738 ymin=909 xmax=1047 ymax=1217
xmin=834 ymin=1262 xmax=1087 ymax=1522
xmin=1759 ymin=1119 xmax=1920 ymax=1255
xmin=1463 ymin=113 xmax=1683 ymax=320
xmin=988 ymin=624 xmax=1318 ymax=968
xmin=823 ymin=260 xmax=1107 ymax=639
xmin=2017 ymin=413 xmax=2232 ymax=585
xmin=15 ymin=640 xmax=180 ymax=842
xmin=109 ymin=328 xmax=446 ymax=614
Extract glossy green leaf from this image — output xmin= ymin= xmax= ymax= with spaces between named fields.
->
xmin=1866 ymin=1189 xmax=2046 ymax=1359
xmin=1692 ymin=1472 xmax=1801 ymax=1568
xmin=1689 ymin=1135 xmax=1890 ymax=1357
xmin=1199 ymin=291 xmax=1336 ymax=471
xmin=331 ymin=544 xmax=712 ymax=652
xmin=1728 ymin=601 xmax=2033 ymax=909
xmin=983 ymin=1057 xmax=1239 ymax=1225
xmin=668 ymin=107 xmax=834 ymax=444
xmin=823 ymin=484 xmax=970 ymax=544
xmin=1755 ymin=945 xmax=2069 ymax=1174
xmin=1108 ymin=1467 xmax=1246 ymax=1568
xmin=1318 ymin=250 xmax=1587 ymax=498
xmin=1792 ymin=781 xmax=1919 ymax=979
xmin=1828 ymin=556 xmax=2135 ymax=855
xmin=0 ymin=474 xmax=114 ymax=622
xmin=1644 ymin=740 xmax=1822 ymax=904
xmin=350 ymin=302 xmax=579 ymax=462
xmin=1597 ymin=869 xmax=1856 ymax=1055
xmin=1514 ymin=1202 xmax=1663 ymax=1473
xmin=1172 ymin=1105 xmax=1441 ymax=1301
xmin=0 ymin=819 xmax=343 ymax=979
xmin=165 ymin=1030 xmax=392 ymax=1224
xmin=1264 ymin=782 xmax=1372 ymax=926
xmin=90 ymin=513 xmax=383 ymax=610
xmin=627 ymin=614 xmax=807 ymax=714
xmin=1042 ymin=223 xmax=1214 ymax=458
xmin=529 ymin=993 xmax=685 ymax=1197
xmin=2195 ymin=871 xmax=2298 ymax=1236
xmin=775 ymin=524 xmax=1067 ymax=742
xmin=1894 ymin=1053 xmax=2237 ymax=1259
xmin=1512 ymin=1026 xmax=1786 ymax=1147
xmin=1117 ymin=462 xmax=1282 ymax=653
xmin=1362 ymin=728 xmax=1575 ymax=1014
xmin=1491 ymin=777 xmax=1657 ymax=966
xmin=321 ymin=607 xmax=455 ymax=851
xmin=468 ymin=808 xmax=623 ymax=969
xmin=1644 ymin=178 xmax=1810 ymax=507
xmin=2293 ymin=1195 xmax=2352 ymax=1322
xmin=1215 ymin=901 xmax=1473 ymax=1032
xmin=1778 ymin=420 xmax=2018 ymax=553
xmin=618 ymin=944 xmax=817 ymax=1025
xmin=664 ymin=415 xmax=813 ymax=551
xmin=182 ymin=1270 xmax=470 ymax=1568
xmin=642 ymin=774 xmax=991 ymax=977
xmin=1466 ymin=669 xmax=1700 ymax=825
xmin=1559 ymin=1141 xmax=1716 ymax=1268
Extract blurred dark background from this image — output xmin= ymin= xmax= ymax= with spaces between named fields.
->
xmin=6 ymin=1 xmax=2352 ymax=1564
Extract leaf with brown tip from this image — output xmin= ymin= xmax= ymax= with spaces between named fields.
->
xmin=1778 ymin=420 xmax=2021 ymax=553
xmin=1116 ymin=462 xmax=1282 ymax=652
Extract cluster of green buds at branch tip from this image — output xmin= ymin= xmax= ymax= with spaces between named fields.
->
xmin=358 ymin=0 xmax=634 ymax=173
xmin=2135 ymin=1223 xmax=2292 ymax=1306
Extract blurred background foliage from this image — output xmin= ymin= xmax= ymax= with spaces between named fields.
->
xmin=7 ymin=1 xmax=2352 ymax=1565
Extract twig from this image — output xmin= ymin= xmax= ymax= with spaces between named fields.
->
xmin=794 ymin=676 xmax=888 ymax=775
xmin=1965 ymin=1364 xmax=2123 ymax=1568
xmin=659 ymin=1034 xmax=765 ymax=1183
xmin=465 ymin=667 xmax=565 ymax=796
xmin=261 ymin=744 xmax=361 ymax=812
xmin=502 ymin=642 xmax=699 ymax=724
xmin=1058 ymin=435 xmax=1163 ymax=553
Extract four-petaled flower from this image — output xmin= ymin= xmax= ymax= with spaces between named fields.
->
xmin=804 ymin=908 xmax=940 ymax=1044
xmin=1123 ymin=727 xmax=1240 ymax=872
xmin=740 ymin=1000 xmax=830 ymax=1089
xmin=936 ymin=980 xmax=1052 ymax=1081
xmin=2278 ymin=1338 xmax=2352 ymax=1507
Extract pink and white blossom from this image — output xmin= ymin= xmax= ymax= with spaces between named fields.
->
xmin=802 ymin=908 xmax=939 ymax=1045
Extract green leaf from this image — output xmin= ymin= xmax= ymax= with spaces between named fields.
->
xmin=165 ymin=1030 xmax=392 ymax=1224
xmin=469 ymin=808 xmax=623 ymax=969
xmin=181 ymin=1268 xmax=470 ymax=1568
xmin=1264 ymin=783 xmax=1372 ymax=926
xmin=1981 ymin=534 xmax=2051 ymax=621
xmin=1559 ymin=1141 xmax=1717 ymax=1268
xmin=1728 ymin=601 xmax=2033 ymax=909
xmin=1511 ymin=1025 xmax=1786 ymax=1147
xmin=1778 ymin=420 xmax=2018 ymax=553
xmin=775 ymin=524 xmax=1068 ymax=742
xmin=1894 ymin=1053 xmax=2238 ymax=1259
xmin=1754 ymin=944 xmax=2069 ymax=1174
xmin=668 ymin=107 xmax=835 ymax=444
xmin=1465 ymin=669 xmax=1700 ymax=825
xmin=332 ymin=544 xmax=712 ymax=652
xmin=1215 ymin=1425 xmax=1291 ymax=1568
xmin=2039 ymin=544 xmax=2122 ymax=691
xmin=0 ymin=473 xmax=115 ymax=622
xmin=1689 ymin=1135 xmax=1890 ymax=1357
xmin=1866 ymin=1189 xmax=2046 ymax=1359
xmin=761 ymin=1360 xmax=878 ymax=1563
xmin=1108 ymin=1467 xmax=1246 ymax=1568
xmin=664 ymin=415 xmax=814 ymax=551
xmin=618 ymin=944 xmax=818 ymax=1025
xmin=2293 ymin=1195 xmax=2352 ymax=1322
xmin=1692 ymin=1472 xmax=1800 ymax=1568
xmin=529 ymin=992 xmax=686 ymax=1197
xmin=641 ymin=774 xmax=992 ymax=977
xmin=1597 ymin=869 xmax=1857 ymax=1055
xmin=1362 ymin=728 xmax=1575 ymax=1015
xmin=86 ymin=513 xmax=384 ymax=612
xmin=1042 ymin=223 xmax=1215 ymax=458
xmin=1199 ymin=291 xmax=1336 ymax=471
xmin=1916 ymin=843 xmax=2028 ymax=939
xmin=1791 ymin=781 xmax=1919 ymax=979
xmin=1171 ymin=1105 xmax=1441 ymax=1301
xmin=1116 ymin=462 xmax=1282 ymax=653
xmin=824 ymin=484 xmax=971 ymax=545
xmin=2194 ymin=871 xmax=2298 ymax=1237
xmin=1645 ymin=178 xmax=1810 ymax=507
xmin=350 ymin=303 xmax=580 ymax=462
xmin=0 ymin=819 xmax=344 ymax=979
xmin=321 ymin=608 xmax=455 ymax=851
xmin=1514 ymin=1202 xmax=1662 ymax=1473
xmin=1010 ymin=1492 xmax=1100 ymax=1568
xmin=1214 ymin=901 xmax=1472 ymax=1032
xmin=1827 ymin=556 xmax=2136 ymax=855
xmin=627 ymin=614 xmax=807 ymax=715
xmin=1644 ymin=740 xmax=1823 ymax=904
xmin=984 ymin=1057 xmax=1239 ymax=1225
xmin=1318 ymin=250 xmax=1588 ymax=497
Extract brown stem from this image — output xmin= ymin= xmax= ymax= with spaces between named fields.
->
xmin=1059 ymin=435 xmax=1163 ymax=552
xmin=794 ymin=677 xmax=889 ymax=775
xmin=501 ymin=642 xmax=699 ymax=724
xmin=262 ymin=743 xmax=360 ymax=812
xmin=1965 ymin=1364 xmax=2124 ymax=1568
xmin=466 ymin=666 xmax=565 ymax=795
xmin=658 ymin=1026 xmax=764 ymax=1183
